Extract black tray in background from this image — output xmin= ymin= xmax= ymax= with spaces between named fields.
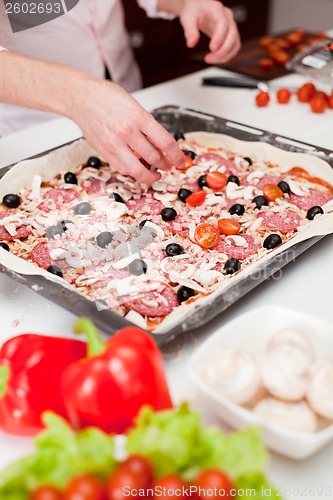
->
xmin=1 ymin=106 xmax=332 ymax=346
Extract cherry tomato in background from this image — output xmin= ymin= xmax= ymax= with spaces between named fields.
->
xmin=276 ymin=88 xmax=291 ymax=104
xmin=194 ymin=223 xmax=220 ymax=249
xmin=310 ymin=95 xmax=327 ymax=113
xmin=259 ymin=58 xmax=274 ymax=70
xmin=31 ymin=486 xmax=63 ymax=500
xmin=107 ymin=458 xmax=153 ymax=500
xmin=297 ymin=83 xmax=316 ymax=103
xmin=315 ymin=91 xmax=329 ymax=103
xmin=194 ymin=468 xmax=235 ymax=499
xmin=263 ymin=184 xmax=284 ymax=201
xmin=217 ymin=219 xmax=241 ymax=235
xmin=152 ymin=474 xmax=189 ymax=499
xmin=271 ymin=50 xmax=290 ymax=66
xmin=186 ymin=190 xmax=207 ymax=207
xmin=328 ymin=94 xmax=333 ymax=109
xmin=206 ymin=172 xmax=228 ymax=190
xmin=255 ymin=91 xmax=270 ymax=107
xmin=64 ymin=475 xmax=107 ymax=500
xmin=120 ymin=455 xmax=153 ymax=484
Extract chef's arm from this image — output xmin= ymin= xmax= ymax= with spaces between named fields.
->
xmin=0 ymin=50 xmax=184 ymax=183
xmin=156 ymin=0 xmax=241 ymax=63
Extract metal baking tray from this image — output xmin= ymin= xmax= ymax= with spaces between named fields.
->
xmin=1 ymin=105 xmax=332 ymax=345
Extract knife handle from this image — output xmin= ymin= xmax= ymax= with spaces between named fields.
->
xmin=202 ymin=77 xmax=259 ymax=89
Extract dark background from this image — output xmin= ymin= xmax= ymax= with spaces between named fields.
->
xmin=122 ymin=0 xmax=271 ymax=87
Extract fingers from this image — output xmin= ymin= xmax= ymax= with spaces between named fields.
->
xmin=127 ymin=132 xmax=173 ymax=171
xmin=105 ymin=145 xmax=161 ymax=185
xmin=180 ymin=10 xmax=201 ymax=48
xmin=142 ymin=117 xmax=185 ymax=170
xmin=205 ymin=8 xmax=241 ymax=64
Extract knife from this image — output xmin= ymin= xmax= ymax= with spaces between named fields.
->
xmin=202 ymin=76 xmax=296 ymax=92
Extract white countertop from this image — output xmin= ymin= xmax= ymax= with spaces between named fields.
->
xmin=1 ymin=67 xmax=333 ymax=498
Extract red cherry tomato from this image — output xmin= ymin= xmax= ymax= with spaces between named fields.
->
xmin=315 ymin=91 xmax=329 ymax=103
xmin=177 ymin=154 xmax=193 ymax=171
xmin=107 ymin=461 xmax=152 ymax=500
xmin=259 ymin=58 xmax=274 ymax=70
xmin=263 ymin=184 xmax=284 ymax=201
xmin=297 ymin=83 xmax=316 ymax=103
xmin=64 ymin=475 xmax=106 ymax=500
xmin=255 ymin=91 xmax=270 ymax=107
xmin=31 ymin=486 xmax=63 ymax=500
xmin=217 ymin=219 xmax=241 ymax=235
xmin=194 ymin=468 xmax=235 ymax=499
xmin=276 ymin=88 xmax=291 ymax=104
xmin=194 ymin=223 xmax=220 ymax=249
xmin=186 ymin=190 xmax=207 ymax=207
xmin=271 ymin=50 xmax=290 ymax=66
xmin=259 ymin=35 xmax=275 ymax=48
xmin=152 ymin=474 xmax=188 ymax=499
xmin=206 ymin=171 xmax=228 ymax=190
xmin=310 ymin=95 xmax=327 ymax=113
xmin=285 ymin=31 xmax=305 ymax=47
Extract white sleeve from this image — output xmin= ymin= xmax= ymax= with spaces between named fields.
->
xmin=136 ymin=0 xmax=175 ymax=20
xmin=0 ymin=46 xmax=7 ymax=52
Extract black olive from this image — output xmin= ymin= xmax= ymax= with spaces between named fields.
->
xmin=139 ymin=220 xmax=149 ymax=229
xmin=174 ymin=132 xmax=185 ymax=141
xmin=243 ymin=156 xmax=253 ymax=166
xmin=64 ymin=172 xmax=78 ymax=185
xmin=2 ymin=194 xmax=21 ymax=209
xmin=86 ymin=156 xmax=101 ymax=169
xmin=184 ymin=150 xmax=197 ymax=159
xmin=307 ymin=206 xmax=324 ymax=220
xmin=46 ymin=225 xmax=64 ymax=240
xmin=277 ymin=181 xmax=290 ymax=194
xmin=129 ymin=258 xmax=148 ymax=275
xmin=198 ymin=175 xmax=208 ymax=188
xmin=253 ymin=195 xmax=268 ymax=209
xmin=165 ymin=243 xmax=184 ymax=257
xmin=0 ymin=242 xmax=9 ymax=251
xmin=224 ymin=258 xmax=241 ymax=275
xmin=109 ymin=192 xmax=124 ymax=203
xmin=263 ymin=233 xmax=282 ymax=250
xmin=59 ymin=220 xmax=74 ymax=231
xmin=47 ymin=265 xmax=63 ymax=278
xmin=229 ymin=203 xmax=245 ymax=216
xmin=96 ymin=231 xmax=113 ymax=248
xmin=74 ymin=202 xmax=92 ymax=215
xmin=228 ymin=175 xmax=240 ymax=186
xmin=177 ymin=188 xmax=192 ymax=202
xmin=160 ymin=207 xmax=177 ymax=221
xmin=177 ymin=286 xmax=195 ymax=303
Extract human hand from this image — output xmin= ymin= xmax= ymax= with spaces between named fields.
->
xmin=71 ymin=80 xmax=185 ymax=184
xmin=178 ymin=0 xmax=241 ymax=64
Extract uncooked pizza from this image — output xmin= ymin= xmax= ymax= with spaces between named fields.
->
xmin=0 ymin=132 xmax=333 ymax=332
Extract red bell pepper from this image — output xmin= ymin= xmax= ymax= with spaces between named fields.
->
xmin=0 ymin=334 xmax=86 ymax=436
xmin=61 ymin=318 xmax=173 ymax=434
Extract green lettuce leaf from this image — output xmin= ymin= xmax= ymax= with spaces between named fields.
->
xmin=236 ymin=472 xmax=282 ymax=499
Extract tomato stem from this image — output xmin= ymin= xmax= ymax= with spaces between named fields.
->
xmin=73 ymin=318 xmax=105 ymax=357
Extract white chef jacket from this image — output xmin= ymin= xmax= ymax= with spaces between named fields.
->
xmin=0 ymin=0 xmax=173 ymax=135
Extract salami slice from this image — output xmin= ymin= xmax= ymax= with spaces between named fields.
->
xmin=168 ymin=217 xmax=190 ymax=237
xmin=242 ymin=173 xmax=282 ymax=188
xmin=38 ymin=188 xmax=81 ymax=212
xmin=126 ymin=196 xmax=164 ymax=216
xmin=197 ymin=153 xmax=238 ymax=176
xmin=215 ymin=234 xmax=261 ymax=260
xmin=31 ymin=242 xmax=52 ymax=269
xmin=259 ymin=209 xmax=301 ymax=233
xmin=123 ymin=283 xmax=179 ymax=317
xmin=289 ymin=190 xmax=332 ymax=210
xmin=81 ymin=177 xmax=105 ymax=194
xmin=0 ymin=211 xmax=32 ymax=241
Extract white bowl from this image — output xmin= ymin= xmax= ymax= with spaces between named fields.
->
xmin=187 ymin=305 xmax=333 ymax=460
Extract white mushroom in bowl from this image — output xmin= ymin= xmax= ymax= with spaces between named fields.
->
xmin=306 ymin=359 xmax=333 ymax=420
xmin=261 ymin=329 xmax=314 ymax=401
xmin=204 ymin=348 xmax=263 ymax=405
xmin=253 ymin=397 xmax=318 ymax=433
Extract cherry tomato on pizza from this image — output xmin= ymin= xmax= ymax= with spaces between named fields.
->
xmin=310 ymin=95 xmax=327 ymax=113
xmin=194 ymin=223 xmax=220 ymax=249
xmin=177 ymin=155 xmax=193 ymax=171
xmin=217 ymin=219 xmax=241 ymax=235
xmin=263 ymin=184 xmax=284 ymax=201
xmin=255 ymin=91 xmax=270 ymax=107
xmin=186 ymin=190 xmax=207 ymax=207
xmin=276 ymin=88 xmax=291 ymax=104
xmin=206 ymin=172 xmax=228 ymax=190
